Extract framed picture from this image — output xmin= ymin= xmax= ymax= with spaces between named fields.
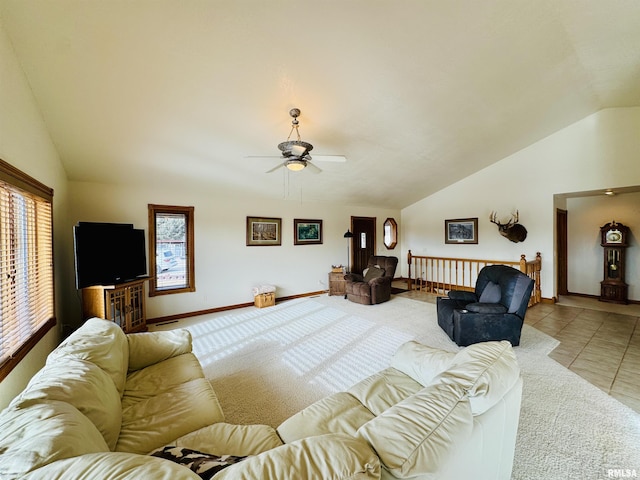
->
xmin=246 ymin=216 xmax=281 ymax=246
xmin=445 ymin=218 xmax=478 ymax=244
xmin=294 ymin=219 xmax=323 ymax=245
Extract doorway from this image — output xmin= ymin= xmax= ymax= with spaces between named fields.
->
xmin=350 ymin=216 xmax=376 ymax=274
xmin=556 ymin=208 xmax=568 ymax=296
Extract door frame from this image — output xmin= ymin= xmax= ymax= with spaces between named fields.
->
xmin=350 ymin=216 xmax=376 ymax=275
xmin=556 ymin=208 xmax=568 ymax=297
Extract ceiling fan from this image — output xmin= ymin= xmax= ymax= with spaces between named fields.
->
xmin=249 ymin=108 xmax=347 ymax=173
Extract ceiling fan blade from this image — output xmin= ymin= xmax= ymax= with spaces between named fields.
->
xmin=306 ymin=162 xmax=322 ymax=174
xmin=246 ymin=155 xmax=283 ymax=159
xmin=265 ymin=163 xmax=285 ymax=173
xmin=308 ymin=155 xmax=347 ymax=163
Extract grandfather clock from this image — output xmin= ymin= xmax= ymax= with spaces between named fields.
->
xmin=600 ymin=221 xmax=629 ymax=304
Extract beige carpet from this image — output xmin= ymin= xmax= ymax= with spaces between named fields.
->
xmin=170 ymin=295 xmax=640 ymax=480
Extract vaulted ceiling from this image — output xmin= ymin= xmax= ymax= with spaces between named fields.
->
xmin=2 ymin=1 xmax=640 ymax=208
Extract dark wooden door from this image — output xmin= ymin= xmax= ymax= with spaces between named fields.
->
xmin=351 ymin=216 xmax=376 ymax=274
xmin=556 ymin=208 xmax=568 ymax=296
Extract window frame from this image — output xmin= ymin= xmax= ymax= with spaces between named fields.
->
xmin=148 ymin=204 xmax=195 ymax=296
xmin=383 ymin=217 xmax=398 ymax=249
xmin=0 ymin=158 xmax=56 ymax=381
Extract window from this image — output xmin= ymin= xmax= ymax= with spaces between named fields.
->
xmin=148 ymin=204 xmax=195 ymax=296
xmin=0 ymin=158 xmax=55 ymax=381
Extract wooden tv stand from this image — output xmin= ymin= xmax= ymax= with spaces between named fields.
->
xmin=81 ymin=278 xmax=148 ymax=333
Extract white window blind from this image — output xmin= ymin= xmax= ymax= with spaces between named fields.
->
xmin=0 ymin=168 xmax=54 ymax=369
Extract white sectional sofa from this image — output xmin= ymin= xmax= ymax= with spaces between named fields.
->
xmin=0 ymin=318 xmax=379 ymax=479
xmin=278 ymin=339 xmax=523 ymax=480
xmin=0 ymin=317 xmax=522 ymax=479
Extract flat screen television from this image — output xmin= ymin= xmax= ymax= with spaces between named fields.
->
xmin=74 ymin=222 xmax=147 ymax=289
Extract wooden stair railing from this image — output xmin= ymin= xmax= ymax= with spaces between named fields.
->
xmin=407 ymin=251 xmax=542 ymax=306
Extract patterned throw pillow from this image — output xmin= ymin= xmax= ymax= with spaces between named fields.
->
xmin=151 ymin=446 xmax=247 ymax=479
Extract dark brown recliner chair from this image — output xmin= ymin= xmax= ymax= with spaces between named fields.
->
xmin=344 ymin=256 xmax=398 ymax=305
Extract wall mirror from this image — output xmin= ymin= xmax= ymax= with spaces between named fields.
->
xmin=383 ymin=218 xmax=397 ymax=249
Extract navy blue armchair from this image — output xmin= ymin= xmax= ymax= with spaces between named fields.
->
xmin=436 ymin=265 xmax=534 ymax=346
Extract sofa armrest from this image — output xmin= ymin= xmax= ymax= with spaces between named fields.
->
xmin=447 ymin=290 xmax=478 ymax=302
xmin=127 ymin=329 xmax=193 ymax=372
xmin=213 ymin=434 xmax=380 ymax=480
xmin=21 ymin=452 xmax=201 ymax=479
xmin=391 ymin=341 xmax=457 ymax=386
xmin=466 ymin=302 xmax=508 ymax=314
xmin=345 ymin=273 xmax=364 ymax=283
xmin=369 ymin=275 xmax=394 ymax=304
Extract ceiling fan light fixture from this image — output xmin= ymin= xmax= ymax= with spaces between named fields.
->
xmin=290 ymin=144 xmax=309 ymax=157
xmin=255 ymin=108 xmax=341 ymax=174
xmin=278 ymin=140 xmax=313 ymax=157
xmin=276 ymin=109 xmax=315 ymax=171
xmin=286 ymin=158 xmax=307 ymax=171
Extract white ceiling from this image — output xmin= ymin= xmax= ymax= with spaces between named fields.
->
xmin=2 ymin=1 xmax=640 ymax=209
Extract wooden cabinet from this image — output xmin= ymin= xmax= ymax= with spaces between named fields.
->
xmin=82 ymin=278 xmax=148 ymax=333
xmin=328 ymin=271 xmax=346 ymax=296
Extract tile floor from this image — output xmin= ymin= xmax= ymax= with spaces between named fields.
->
xmin=526 ymin=297 xmax=640 ymax=413
xmin=393 ymin=282 xmax=640 ymax=413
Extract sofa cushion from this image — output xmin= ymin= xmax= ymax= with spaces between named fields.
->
xmin=46 ymin=318 xmax=129 ymax=396
xmin=390 ymin=340 xmax=457 ymax=387
xmin=347 ymin=367 xmax=423 ymax=416
xmin=277 ymin=392 xmax=376 ymax=443
xmin=174 ymin=423 xmax=283 ymax=457
xmin=124 ymin=352 xmax=210 ymax=395
xmin=150 ymin=446 xmax=247 ymax=479
xmin=127 ymin=329 xmax=193 ymax=372
xmin=506 ymin=273 xmax=535 ymax=313
xmin=0 ymin=400 xmax=110 ymax=478
xmin=479 ymin=280 xmax=502 ymax=303
xmin=213 ymin=434 xmax=380 ymax=480
xmin=117 ymin=353 xmax=225 ymax=454
xmin=447 ymin=340 xmax=520 ymax=415
xmin=356 ymin=381 xmax=473 ymax=478
xmin=12 ymin=357 xmax=122 ymax=450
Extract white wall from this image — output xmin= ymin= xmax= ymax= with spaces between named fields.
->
xmin=67 ymin=181 xmax=401 ymax=322
xmin=567 ymin=192 xmax=640 ymax=299
xmin=401 ymin=107 xmax=640 ymax=301
xmin=0 ymin=20 xmax=71 ymax=408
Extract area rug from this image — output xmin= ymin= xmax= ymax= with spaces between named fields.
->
xmin=390 ymin=286 xmax=409 ymax=294
xmin=177 ymin=295 xmax=640 ymax=480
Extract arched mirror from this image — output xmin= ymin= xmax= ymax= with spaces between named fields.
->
xmin=383 ymin=218 xmax=397 ymax=249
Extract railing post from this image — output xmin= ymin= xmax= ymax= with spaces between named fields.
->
xmin=519 ymin=254 xmax=527 ymax=273
xmin=407 ymin=249 xmax=412 ymax=290
xmin=535 ymin=252 xmax=542 ymax=303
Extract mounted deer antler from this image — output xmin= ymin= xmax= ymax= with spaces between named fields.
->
xmin=489 ymin=210 xmax=528 ymax=243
